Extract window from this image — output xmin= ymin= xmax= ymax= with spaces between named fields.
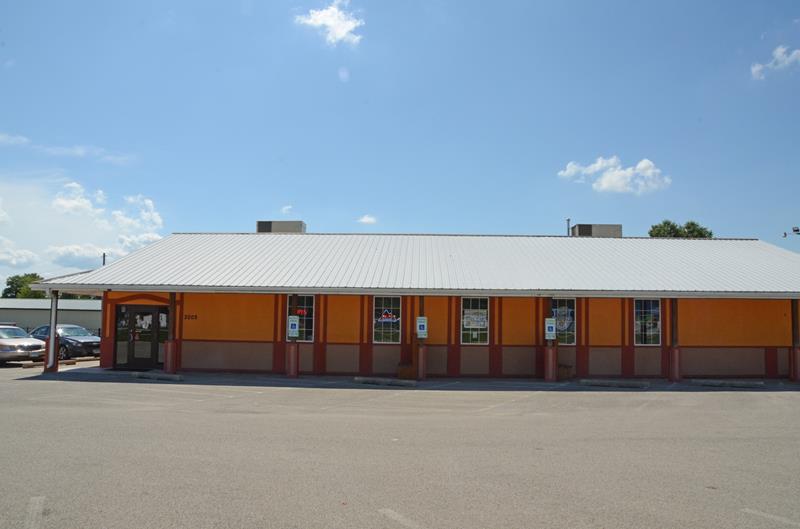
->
xmin=552 ymin=298 xmax=576 ymax=345
xmin=373 ymin=296 xmax=401 ymax=344
xmin=461 ymin=297 xmax=489 ymax=345
xmin=286 ymin=295 xmax=314 ymax=342
xmin=634 ymin=299 xmax=661 ymax=345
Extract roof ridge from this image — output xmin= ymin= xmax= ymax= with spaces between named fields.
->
xmin=170 ymin=232 xmax=760 ymax=241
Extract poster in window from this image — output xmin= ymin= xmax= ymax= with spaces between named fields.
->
xmin=463 ymin=309 xmax=488 ymax=329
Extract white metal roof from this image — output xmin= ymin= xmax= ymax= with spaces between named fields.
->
xmin=0 ymin=299 xmax=102 ymax=310
xmin=33 ymin=233 xmax=800 ymax=298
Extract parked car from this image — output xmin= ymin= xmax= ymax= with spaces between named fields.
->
xmin=0 ymin=325 xmax=45 ymax=363
xmin=30 ymin=324 xmax=101 ymax=360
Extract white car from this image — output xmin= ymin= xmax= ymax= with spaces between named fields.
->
xmin=0 ymin=325 xmax=46 ymax=363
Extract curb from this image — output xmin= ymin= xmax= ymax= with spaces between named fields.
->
xmin=353 ymin=376 xmax=417 ymax=388
xmin=579 ymin=379 xmax=651 ymax=389
xmin=689 ymin=379 xmax=765 ymax=389
xmin=130 ymin=371 xmax=183 ymax=382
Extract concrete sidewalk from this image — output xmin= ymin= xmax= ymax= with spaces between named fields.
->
xmin=26 ymin=365 xmax=800 ymax=392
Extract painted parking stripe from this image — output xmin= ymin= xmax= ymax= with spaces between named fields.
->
xmin=25 ymin=496 xmax=45 ymax=529
xmin=378 ymin=508 xmax=427 ymax=529
xmin=742 ymin=508 xmax=800 ymax=527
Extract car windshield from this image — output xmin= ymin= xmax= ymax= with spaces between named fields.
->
xmin=0 ymin=327 xmax=30 ymax=339
xmin=59 ymin=326 xmax=93 ymax=337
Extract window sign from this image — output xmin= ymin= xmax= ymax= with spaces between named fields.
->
xmin=374 ymin=296 xmax=401 ymax=344
xmin=552 ymin=298 xmax=576 ymax=345
xmin=634 ymin=299 xmax=661 ymax=345
xmin=463 ymin=309 xmax=488 ymax=329
xmin=286 ymin=295 xmax=314 ymax=342
xmin=461 ymin=297 xmax=489 ymax=344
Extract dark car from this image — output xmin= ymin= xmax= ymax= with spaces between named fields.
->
xmin=30 ymin=324 xmax=101 ymax=360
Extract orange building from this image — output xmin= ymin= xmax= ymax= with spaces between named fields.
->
xmin=34 ymin=224 xmax=800 ymax=380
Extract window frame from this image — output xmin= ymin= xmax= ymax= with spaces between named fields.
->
xmin=551 ymin=297 xmax=577 ymax=346
xmin=372 ymin=295 xmax=402 ymax=345
xmin=285 ymin=294 xmax=315 ymax=343
xmin=460 ymin=297 xmax=490 ymax=345
xmin=633 ymin=298 xmax=661 ymax=346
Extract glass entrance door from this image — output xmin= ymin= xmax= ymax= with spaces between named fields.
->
xmin=114 ymin=305 xmax=168 ymax=369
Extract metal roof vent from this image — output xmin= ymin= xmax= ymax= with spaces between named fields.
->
xmin=570 ymin=224 xmax=622 ymax=238
xmin=256 ymin=221 xmax=307 ymax=233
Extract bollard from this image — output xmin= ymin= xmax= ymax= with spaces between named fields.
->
xmin=286 ymin=342 xmax=299 ymax=378
xmin=43 ymin=336 xmax=59 ymax=373
xmin=669 ymin=347 xmax=681 ymax=382
xmin=163 ymin=340 xmax=177 ymax=374
xmin=544 ymin=342 xmax=557 ymax=382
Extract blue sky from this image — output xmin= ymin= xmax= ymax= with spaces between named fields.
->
xmin=1 ymin=0 xmax=799 ymax=282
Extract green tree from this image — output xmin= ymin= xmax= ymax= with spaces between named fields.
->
xmin=649 ymin=220 xmax=713 ymax=239
xmin=2 ymin=273 xmax=46 ymax=298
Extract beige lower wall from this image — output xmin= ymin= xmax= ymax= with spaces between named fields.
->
xmin=299 ymin=343 xmax=314 ymax=373
xmin=426 ymin=346 xmax=448 ymax=375
xmin=502 ymin=347 xmax=535 ymax=376
xmin=373 ymin=345 xmax=400 ymax=374
xmin=682 ymin=347 xmax=765 ymax=376
xmin=777 ymin=348 xmax=789 ymax=376
xmin=558 ymin=346 xmax=576 ymax=378
xmin=461 ymin=346 xmax=489 ymax=375
xmin=181 ymin=341 xmax=273 ymax=370
xmin=634 ymin=347 xmax=661 ymax=376
xmin=589 ymin=347 xmax=621 ymax=376
xmin=326 ymin=344 xmax=359 ymax=373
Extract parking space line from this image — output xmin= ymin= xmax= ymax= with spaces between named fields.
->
xmin=742 ymin=508 xmax=800 ymax=527
xmin=25 ymin=496 xmax=45 ymax=529
xmin=474 ymin=393 xmax=536 ymax=413
xmin=378 ymin=508 xmax=427 ymax=529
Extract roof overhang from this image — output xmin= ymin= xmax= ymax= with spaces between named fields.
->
xmin=30 ymin=282 xmax=800 ymax=300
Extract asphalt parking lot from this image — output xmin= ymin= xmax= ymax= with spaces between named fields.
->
xmin=0 ymin=363 xmax=798 ymax=529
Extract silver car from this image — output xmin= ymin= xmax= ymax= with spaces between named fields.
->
xmin=0 ymin=325 xmax=46 ymax=363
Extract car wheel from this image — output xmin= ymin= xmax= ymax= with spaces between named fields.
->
xmin=58 ymin=346 xmax=70 ymax=360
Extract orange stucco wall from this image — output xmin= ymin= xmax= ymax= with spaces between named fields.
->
xmin=588 ymin=298 xmax=622 ymax=346
xmin=501 ymin=297 xmax=535 ymax=345
xmin=678 ymin=299 xmax=792 ymax=347
xmin=422 ymin=296 xmax=449 ymax=345
xmin=182 ymin=293 xmax=275 ymax=341
xmin=326 ymin=295 xmax=361 ymax=343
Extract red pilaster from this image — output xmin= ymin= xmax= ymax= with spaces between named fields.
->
xmin=621 ymin=299 xmax=635 ymax=377
xmin=359 ymin=295 xmax=373 ymax=375
xmin=575 ymin=298 xmax=589 ymax=377
xmin=313 ymin=294 xmax=325 ymax=374
xmin=273 ymin=294 xmax=286 ymax=373
xmin=99 ymin=291 xmax=113 ymax=368
xmin=489 ymin=297 xmax=502 ymax=376
xmin=669 ymin=347 xmax=681 ymax=382
xmin=447 ymin=296 xmax=460 ymax=377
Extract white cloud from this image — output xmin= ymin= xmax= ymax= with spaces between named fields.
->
xmin=46 ymin=243 xmax=113 ymax=270
xmin=0 ymin=198 xmax=9 ymax=224
xmin=295 ymin=0 xmax=364 ymax=46
xmin=0 ymin=133 xmax=31 ymax=146
xmin=281 ymin=204 xmax=293 ymax=214
xmin=558 ymin=155 xmax=671 ymax=195
xmin=94 ymin=189 xmax=107 ymax=204
xmin=0 ymin=131 xmax=134 ymax=165
xmin=751 ymin=45 xmax=800 ymax=80
xmin=357 ymin=214 xmax=377 ymax=224
xmin=338 ymin=66 xmax=350 ymax=82
xmin=0 ymin=236 xmax=38 ymax=268
xmin=0 ymin=174 xmax=165 ymax=284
